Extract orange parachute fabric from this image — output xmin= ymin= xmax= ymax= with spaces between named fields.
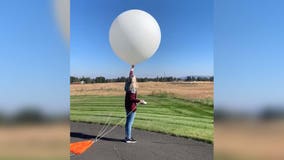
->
xmin=70 ymin=140 xmax=95 ymax=155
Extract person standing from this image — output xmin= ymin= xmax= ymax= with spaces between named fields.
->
xmin=124 ymin=65 xmax=143 ymax=143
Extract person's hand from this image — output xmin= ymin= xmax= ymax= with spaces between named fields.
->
xmin=140 ymin=99 xmax=147 ymax=105
xmin=139 ymin=99 xmax=143 ymax=104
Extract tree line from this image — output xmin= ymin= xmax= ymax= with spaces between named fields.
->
xmin=71 ymin=75 xmax=213 ymax=84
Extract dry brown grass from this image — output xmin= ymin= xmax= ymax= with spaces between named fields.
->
xmin=215 ymin=121 xmax=284 ymax=160
xmin=0 ymin=123 xmax=69 ymax=158
xmin=71 ymin=81 xmax=213 ymax=100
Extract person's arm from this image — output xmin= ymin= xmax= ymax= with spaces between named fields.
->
xmin=129 ymin=65 xmax=134 ymax=77
xmin=129 ymin=93 xmax=140 ymax=103
xmin=125 ymin=65 xmax=134 ymax=91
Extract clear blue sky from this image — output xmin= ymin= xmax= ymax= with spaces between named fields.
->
xmin=1 ymin=0 xmax=283 ymax=115
xmin=71 ymin=0 xmax=213 ymax=78
xmin=0 ymin=0 xmax=69 ymax=114
xmin=215 ymin=0 xmax=284 ymax=111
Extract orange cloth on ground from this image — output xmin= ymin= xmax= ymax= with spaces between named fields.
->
xmin=70 ymin=140 xmax=94 ymax=155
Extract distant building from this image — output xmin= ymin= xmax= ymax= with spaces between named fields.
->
xmin=71 ymin=81 xmax=85 ymax=84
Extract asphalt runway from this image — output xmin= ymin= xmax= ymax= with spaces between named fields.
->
xmin=71 ymin=122 xmax=213 ymax=160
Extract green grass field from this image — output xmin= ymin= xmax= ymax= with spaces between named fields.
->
xmin=70 ymin=94 xmax=213 ymax=143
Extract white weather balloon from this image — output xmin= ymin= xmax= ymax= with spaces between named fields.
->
xmin=109 ymin=9 xmax=161 ymax=65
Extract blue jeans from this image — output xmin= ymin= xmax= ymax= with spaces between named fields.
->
xmin=125 ymin=111 xmax=136 ymax=139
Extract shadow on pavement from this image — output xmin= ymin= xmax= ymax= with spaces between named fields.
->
xmin=70 ymin=132 xmax=124 ymax=142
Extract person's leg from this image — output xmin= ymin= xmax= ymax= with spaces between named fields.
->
xmin=125 ymin=112 xmax=131 ymax=139
xmin=125 ymin=112 xmax=136 ymax=139
xmin=128 ymin=112 xmax=136 ymax=138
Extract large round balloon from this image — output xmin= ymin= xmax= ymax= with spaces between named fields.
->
xmin=109 ymin=9 xmax=161 ymax=65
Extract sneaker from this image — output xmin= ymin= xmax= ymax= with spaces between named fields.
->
xmin=125 ymin=137 xmax=137 ymax=143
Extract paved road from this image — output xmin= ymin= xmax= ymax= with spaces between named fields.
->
xmin=71 ymin=122 xmax=213 ymax=160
